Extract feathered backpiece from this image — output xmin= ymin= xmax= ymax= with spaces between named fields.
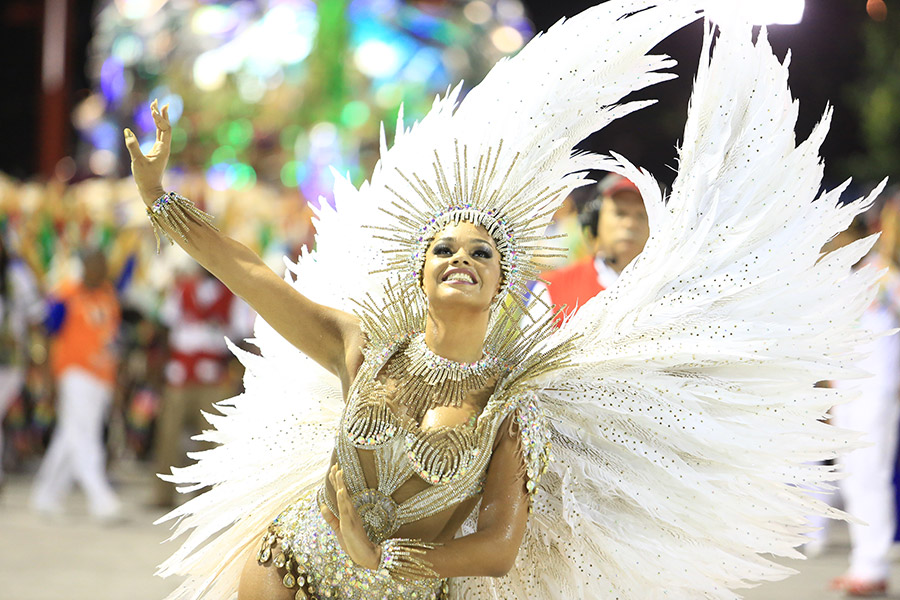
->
xmin=154 ymin=3 xmax=711 ymax=599
xmin=449 ymin=21 xmax=888 ymax=600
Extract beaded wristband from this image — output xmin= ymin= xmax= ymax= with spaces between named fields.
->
xmin=379 ymin=538 xmax=440 ymax=580
xmin=146 ymin=191 xmax=218 ymax=253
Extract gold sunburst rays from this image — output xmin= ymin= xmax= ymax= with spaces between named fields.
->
xmin=365 ymin=140 xmax=568 ymax=308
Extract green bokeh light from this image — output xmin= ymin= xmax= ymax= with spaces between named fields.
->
xmin=340 ymin=101 xmax=371 ymax=129
xmin=281 ymin=160 xmax=300 ymax=187
xmin=211 ymin=145 xmax=237 ymax=165
xmin=231 ymin=162 xmax=257 ymax=189
xmin=171 ymin=126 xmax=188 ymax=153
xmin=216 ymin=119 xmax=254 ymax=149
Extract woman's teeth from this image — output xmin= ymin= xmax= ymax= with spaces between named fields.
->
xmin=445 ymin=272 xmax=475 ymax=283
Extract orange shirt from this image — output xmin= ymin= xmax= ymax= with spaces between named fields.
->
xmin=51 ymin=281 xmax=120 ymax=383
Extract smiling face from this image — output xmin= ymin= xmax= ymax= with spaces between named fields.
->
xmin=421 ymin=221 xmax=503 ymax=312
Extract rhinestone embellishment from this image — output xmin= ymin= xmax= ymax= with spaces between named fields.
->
xmin=351 ymin=488 xmax=400 ymax=544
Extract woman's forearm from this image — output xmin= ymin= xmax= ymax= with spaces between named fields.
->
xmin=125 ymin=103 xmax=362 ymax=378
xmin=149 ymin=208 xmax=263 ymax=300
xmin=419 ymin=526 xmax=520 ymax=578
xmin=143 ymin=196 xmax=360 ymax=377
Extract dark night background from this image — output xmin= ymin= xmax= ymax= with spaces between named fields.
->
xmin=0 ymin=0 xmax=878 ymax=189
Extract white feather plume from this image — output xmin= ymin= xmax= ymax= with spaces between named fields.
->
xmin=450 ymin=23 xmax=886 ymax=599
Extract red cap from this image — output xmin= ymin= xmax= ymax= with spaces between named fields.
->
xmin=598 ymin=173 xmax=640 ymax=198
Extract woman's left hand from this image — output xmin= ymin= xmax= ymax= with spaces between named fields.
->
xmin=123 ymin=99 xmax=170 ymax=206
xmin=321 ymin=465 xmax=381 ymax=570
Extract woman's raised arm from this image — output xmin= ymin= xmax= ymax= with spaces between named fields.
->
xmin=124 ymin=101 xmax=363 ymax=384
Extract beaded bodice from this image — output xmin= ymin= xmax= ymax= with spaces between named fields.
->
xmin=327 ymin=333 xmax=542 ymax=544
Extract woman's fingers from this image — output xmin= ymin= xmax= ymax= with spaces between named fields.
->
xmin=320 ymin=502 xmax=339 ymax=530
xmin=150 ymin=101 xmax=171 ymax=161
xmin=329 ymin=464 xmax=338 ymax=490
xmin=123 ymin=129 xmax=143 ymax=161
xmin=152 ymin=102 xmax=171 ymax=133
xmin=335 ymin=470 xmax=360 ymax=526
xmin=321 ymin=502 xmax=347 ymax=550
xmin=329 ymin=465 xmax=362 ymax=533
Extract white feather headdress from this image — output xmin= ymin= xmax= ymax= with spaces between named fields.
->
xmin=326 ymin=0 xmax=705 ymax=316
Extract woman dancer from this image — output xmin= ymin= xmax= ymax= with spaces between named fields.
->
xmin=126 ymin=2 xmax=886 ymax=598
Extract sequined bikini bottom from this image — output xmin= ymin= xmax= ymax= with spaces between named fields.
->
xmin=257 ymin=490 xmax=448 ymax=600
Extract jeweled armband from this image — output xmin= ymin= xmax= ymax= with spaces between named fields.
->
xmin=146 ymin=191 xmax=218 ymax=253
xmin=379 ymin=537 xmax=440 ymax=580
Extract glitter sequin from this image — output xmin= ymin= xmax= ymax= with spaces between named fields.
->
xmin=266 ymin=496 xmax=447 ymax=599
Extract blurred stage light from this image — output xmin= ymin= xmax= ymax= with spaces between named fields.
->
xmin=341 ymin=101 xmax=372 ymax=129
xmin=351 ymin=0 xmax=400 ymax=16
xmin=224 ymin=119 xmax=254 ymax=149
xmin=374 ymin=83 xmax=403 ymax=109
xmin=114 ymin=0 xmax=167 ymax=20
xmin=54 ymin=157 xmax=76 ymax=182
xmin=139 ymin=136 xmax=156 ymax=156
xmin=111 ymin=33 xmax=143 ymax=66
xmin=490 ymin=25 xmax=524 ymax=53
xmin=355 ymin=39 xmax=404 ymax=78
xmin=230 ymin=163 xmax=257 ymax=189
xmin=88 ymin=121 xmax=120 ymax=152
xmin=193 ymin=52 xmax=227 ymax=91
xmin=100 ymin=58 xmax=128 ymax=103
xmin=191 ymin=4 xmax=239 ymax=36
xmin=257 ymin=4 xmax=317 ymax=65
xmin=133 ymin=103 xmax=155 ymax=134
xmin=755 ymin=0 xmax=804 ymax=24
xmin=237 ymin=72 xmax=268 ymax=103
xmin=72 ymin=94 xmax=105 ymax=130
xmin=211 ymin=146 xmax=237 ymax=165
xmin=309 ymin=122 xmax=340 ymax=150
xmin=463 ymin=1 xmax=492 ymax=25
xmin=207 ymin=163 xmax=233 ymax=191
xmin=89 ymin=150 xmax=117 ymax=176
xmin=403 ymin=47 xmax=442 ymax=83
xmin=710 ymin=0 xmax=804 ymax=25
xmin=281 ymin=161 xmax=302 ymax=187
xmin=495 ymin=0 xmax=525 ymax=21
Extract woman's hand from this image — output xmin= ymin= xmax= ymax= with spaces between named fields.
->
xmin=320 ymin=465 xmax=381 ymax=570
xmin=123 ymin=99 xmax=170 ymax=206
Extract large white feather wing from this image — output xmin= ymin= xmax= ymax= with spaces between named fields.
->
xmin=152 ymin=3 xmax=711 ymax=599
xmin=453 ymin=24 xmax=887 ymax=600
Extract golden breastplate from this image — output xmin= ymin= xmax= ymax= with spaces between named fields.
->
xmin=331 ymin=337 xmax=507 ymax=543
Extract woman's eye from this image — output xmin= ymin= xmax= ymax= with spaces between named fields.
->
xmin=473 ymin=248 xmax=493 ymax=259
xmin=433 ymin=245 xmax=452 ymax=256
